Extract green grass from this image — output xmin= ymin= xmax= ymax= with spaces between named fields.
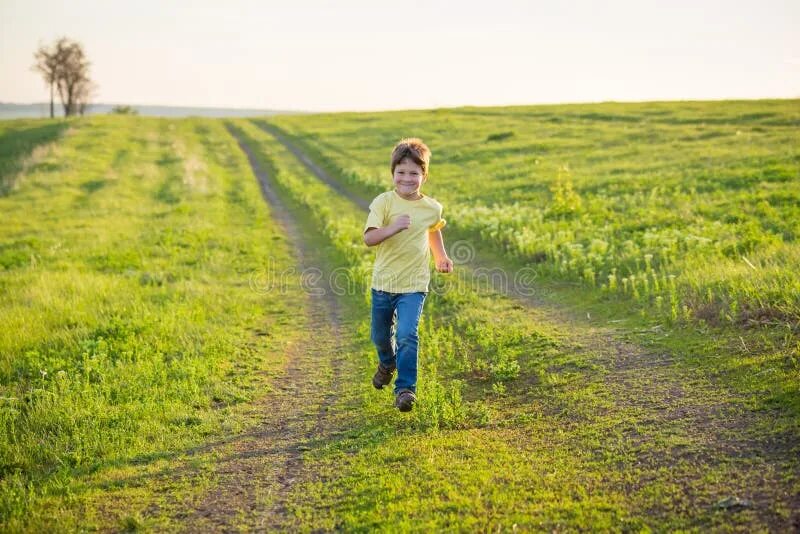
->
xmin=266 ymin=99 xmax=800 ymax=330
xmin=1 ymin=101 xmax=798 ymax=531
xmin=0 ymin=119 xmax=70 ymax=195
xmin=0 ymin=116 xmax=308 ymax=530
xmin=229 ymin=115 xmax=799 ymax=531
xmin=261 ymin=99 xmax=800 ymax=416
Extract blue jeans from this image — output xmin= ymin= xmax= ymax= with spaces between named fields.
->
xmin=370 ymin=288 xmax=427 ymax=394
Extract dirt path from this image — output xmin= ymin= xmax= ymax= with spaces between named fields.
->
xmin=171 ymin=125 xmax=354 ymax=531
xmin=255 ymin=122 xmax=800 ymax=530
xmin=255 ymin=122 xmax=365 ymax=211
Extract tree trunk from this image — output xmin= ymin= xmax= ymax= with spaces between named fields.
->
xmin=57 ymin=82 xmax=66 ymax=117
xmin=66 ymin=82 xmax=75 ymax=116
xmin=49 ymin=82 xmax=54 ymax=119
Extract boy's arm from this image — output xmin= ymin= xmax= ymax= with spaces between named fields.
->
xmin=364 ymin=226 xmax=397 ymax=247
xmin=428 ymin=229 xmax=454 ymax=273
xmin=364 ymin=215 xmax=410 ymax=246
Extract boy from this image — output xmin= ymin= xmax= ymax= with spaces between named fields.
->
xmin=363 ymin=138 xmax=453 ymax=412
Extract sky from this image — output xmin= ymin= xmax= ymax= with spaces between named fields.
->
xmin=1 ymin=0 xmax=798 ymax=112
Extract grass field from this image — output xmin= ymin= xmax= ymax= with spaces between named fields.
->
xmin=265 ymin=99 xmax=800 ymax=413
xmin=0 ymin=116 xmax=309 ymax=530
xmin=267 ymin=100 xmax=800 ymax=330
xmin=1 ymin=100 xmax=798 ymax=532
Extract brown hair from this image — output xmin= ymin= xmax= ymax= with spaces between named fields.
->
xmin=390 ymin=138 xmax=431 ymax=178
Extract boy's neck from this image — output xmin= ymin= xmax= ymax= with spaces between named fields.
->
xmin=395 ymin=188 xmax=423 ymax=201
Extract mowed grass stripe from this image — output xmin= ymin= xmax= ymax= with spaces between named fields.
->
xmin=0 ymin=118 xmax=71 ymax=196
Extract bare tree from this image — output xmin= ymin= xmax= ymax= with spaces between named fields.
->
xmin=75 ymin=79 xmax=97 ymax=116
xmin=32 ymin=37 xmax=95 ymax=118
xmin=32 ymin=43 xmax=59 ymax=118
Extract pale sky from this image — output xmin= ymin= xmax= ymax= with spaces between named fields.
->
xmin=1 ymin=0 xmax=798 ymax=112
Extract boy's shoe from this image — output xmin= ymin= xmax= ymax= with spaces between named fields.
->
xmin=372 ymin=363 xmax=396 ymax=390
xmin=394 ymin=389 xmax=417 ymax=412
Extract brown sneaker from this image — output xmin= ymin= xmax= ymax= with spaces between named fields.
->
xmin=394 ymin=389 xmax=417 ymax=412
xmin=372 ymin=363 xmax=395 ymax=389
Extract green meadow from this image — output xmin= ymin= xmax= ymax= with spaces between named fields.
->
xmin=1 ymin=100 xmax=798 ymax=531
xmin=268 ymin=100 xmax=800 ymax=333
xmin=0 ymin=116 xmax=308 ymax=530
xmin=266 ymin=99 xmax=800 ymax=413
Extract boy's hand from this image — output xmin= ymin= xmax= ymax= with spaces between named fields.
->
xmin=391 ymin=214 xmax=412 ymax=232
xmin=435 ymin=256 xmax=454 ymax=273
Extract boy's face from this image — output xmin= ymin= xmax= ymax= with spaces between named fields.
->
xmin=393 ymin=158 xmax=426 ymax=197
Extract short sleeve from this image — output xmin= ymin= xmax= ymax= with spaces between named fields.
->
xmin=428 ymin=204 xmax=447 ymax=232
xmin=364 ymin=194 xmax=387 ymax=233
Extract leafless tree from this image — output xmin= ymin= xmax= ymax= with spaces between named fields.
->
xmin=75 ymin=79 xmax=98 ymax=116
xmin=32 ymin=37 xmax=95 ymax=118
xmin=33 ymin=44 xmax=59 ymax=118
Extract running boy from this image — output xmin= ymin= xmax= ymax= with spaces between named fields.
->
xmin=363 ymin=138 xmax=453 ymax=412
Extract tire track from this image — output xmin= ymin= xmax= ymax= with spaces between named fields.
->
xmin=173 ymin=124 xmax=352 ymax=531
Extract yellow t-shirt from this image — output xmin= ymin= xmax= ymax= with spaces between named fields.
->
xmin=364 ymin=190 xmax=447 ymax=293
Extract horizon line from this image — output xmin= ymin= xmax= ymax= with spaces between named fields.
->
xmin=1 ymin=96 xmax=798 ymax=116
